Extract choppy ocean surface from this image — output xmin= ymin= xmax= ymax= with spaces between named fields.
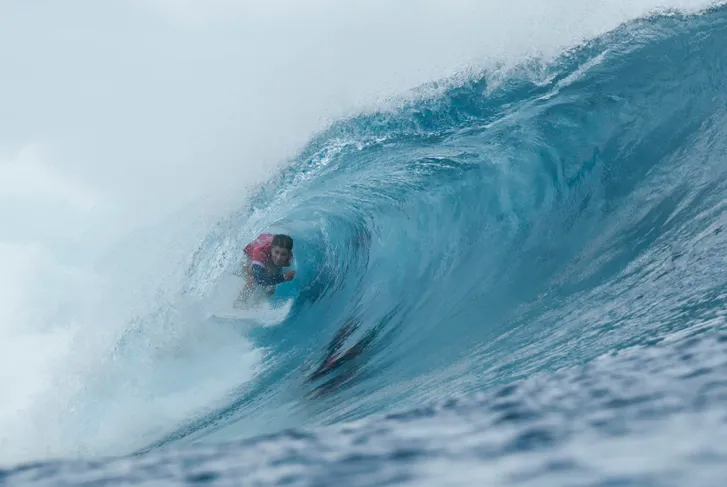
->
xmin=3 ymin=4 xmax=727 ymax=486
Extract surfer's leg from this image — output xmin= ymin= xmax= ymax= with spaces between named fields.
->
xmin=235 ymin=282 xmax=262 ymax=308
xmin=233 ymin=288 xmax=252 ymax=308
xmin=234 ymin=261 xmax=259 ymax=308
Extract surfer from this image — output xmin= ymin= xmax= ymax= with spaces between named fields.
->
xmin=238 ymin=233 xmax=296 ymax=303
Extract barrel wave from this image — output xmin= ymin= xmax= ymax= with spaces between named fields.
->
xmin=5 ymin=5 xmax=727 ymax=486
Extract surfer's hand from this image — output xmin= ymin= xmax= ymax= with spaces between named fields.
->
xmin=284 ymin=270 xmax=296 ymax=281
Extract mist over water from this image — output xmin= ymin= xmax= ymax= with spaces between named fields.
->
xmin=1 ymin=3 xmax=726 ymax=486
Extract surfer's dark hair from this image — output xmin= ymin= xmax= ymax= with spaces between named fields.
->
xmin=272 ymin=234 xmax=293 ymax=250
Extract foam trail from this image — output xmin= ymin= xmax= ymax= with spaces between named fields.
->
xmin=0 ymin=0 xmax=723 ymax=468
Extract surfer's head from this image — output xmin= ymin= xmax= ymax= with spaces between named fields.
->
xmin=271 ymin=234 xmax=293 ymax=267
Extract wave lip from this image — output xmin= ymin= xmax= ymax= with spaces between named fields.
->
xmin=170 ymin=4 xmax=727 ymax=447
xmin=3 ymin=2 xmax=727 ymax=481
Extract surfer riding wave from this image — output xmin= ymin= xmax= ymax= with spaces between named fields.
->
xmin=235 ymin=233 xmax=296 ymax=307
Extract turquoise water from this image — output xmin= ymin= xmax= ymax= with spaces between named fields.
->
xmin=4 ymin=5 xmax=727 ymax=486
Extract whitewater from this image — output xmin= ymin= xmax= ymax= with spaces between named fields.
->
xmin=1 ymin=0 xmax=727 ymax=485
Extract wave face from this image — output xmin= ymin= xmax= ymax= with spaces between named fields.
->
xmin=5 ymin=5 xmax=727 ymax=486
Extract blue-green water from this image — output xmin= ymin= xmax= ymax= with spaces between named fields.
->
xmin=5 ymin=5 xmax=727 ymax=486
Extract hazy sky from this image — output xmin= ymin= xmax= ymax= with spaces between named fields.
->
xmin=0 ymin=0 xmax=720 ymax=245
xmin=0 ymin=0 xmax=723 ymax=467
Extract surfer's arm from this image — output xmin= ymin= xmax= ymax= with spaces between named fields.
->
xmin=251 ymin=263 xmax=286 ymax=286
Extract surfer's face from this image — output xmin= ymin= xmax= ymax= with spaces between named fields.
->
xmin=271 ymin=245 xmax=291 ymax=267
